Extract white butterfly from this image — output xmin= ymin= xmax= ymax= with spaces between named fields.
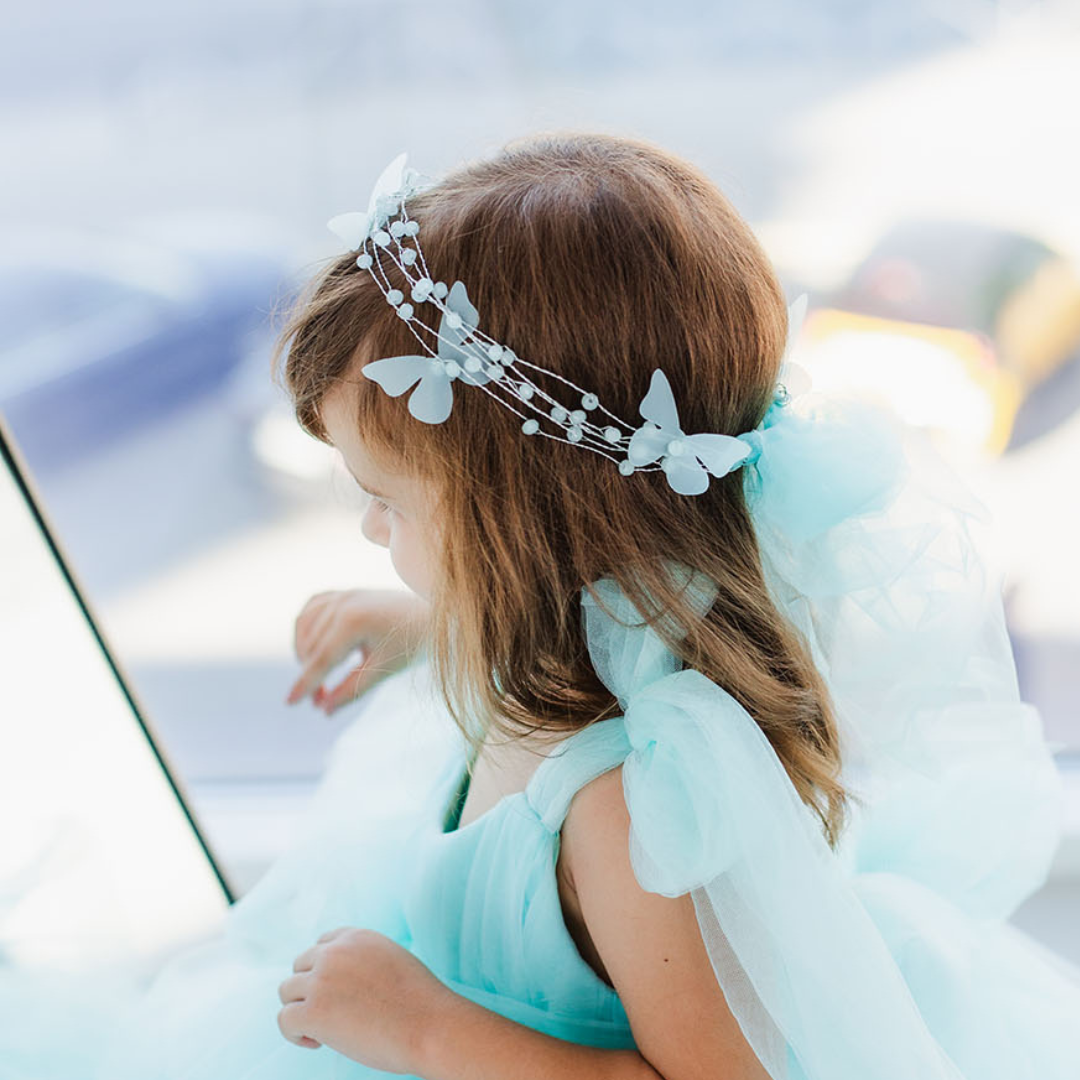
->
xmin=361 ymin=281 xmax=494 ymax=424
xmin=326 ymin=151 xmax=415 ymax=251
xmin=627 ymin=369 xmax=755 ymax=496
xmin=627 ymin=294 xmax=810 ymax=495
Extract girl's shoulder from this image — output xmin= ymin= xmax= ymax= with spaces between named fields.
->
xmin=525 ymin=715 xmax=633 ymax=834
xmin=532 ymin=668 xmax=810 ymax=900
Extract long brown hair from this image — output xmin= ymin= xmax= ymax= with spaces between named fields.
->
xmin=272 ymin=130 xmax=851 ymax=849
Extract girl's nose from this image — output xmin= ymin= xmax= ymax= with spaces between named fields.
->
xmin=360 ymin=503 xmax=390 ymax=548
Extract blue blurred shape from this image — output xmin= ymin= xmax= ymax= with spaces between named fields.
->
xmin=0 ymin=214 xmax=299 ymax=475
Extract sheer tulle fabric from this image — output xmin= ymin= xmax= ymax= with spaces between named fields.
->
xmin=0 ymin=665 xmax=464 ymax=1079
xmin=5 ymin=393 xmax=1079 ymax=1079
xmin=579 ymin=392 xmax=1080 ymax=1080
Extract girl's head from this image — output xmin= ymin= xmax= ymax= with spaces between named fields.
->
xmin=273 ymin=130 xmax=849 ymax=847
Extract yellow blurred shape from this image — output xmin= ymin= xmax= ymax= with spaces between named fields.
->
xmin=804 ymin=308 xmax=1022 ymax=455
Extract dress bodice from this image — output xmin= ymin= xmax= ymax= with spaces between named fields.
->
xmin=400 ymin=717 xmax=638 ymax=1050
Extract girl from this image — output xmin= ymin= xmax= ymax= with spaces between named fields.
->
xmin=261 ymin=130 xmax=1080 ymax=1078
xmin=12 ymin=130 xmax=1080 ymax=1079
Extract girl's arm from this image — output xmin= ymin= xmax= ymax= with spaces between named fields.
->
xmin=419 ymin=993 xmax=662 ymax=1080
xmin=556 ymin=766 xmax=771 ymax=1080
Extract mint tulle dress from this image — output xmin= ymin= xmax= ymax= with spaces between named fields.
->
xmin=5 ymin=394 xmax=1080 ymax=1079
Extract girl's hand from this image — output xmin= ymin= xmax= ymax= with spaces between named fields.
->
xmin=277 ymin=927 xmax=450 ymax=1074
xmin=284 ymin=589 xmax=430 ymax=715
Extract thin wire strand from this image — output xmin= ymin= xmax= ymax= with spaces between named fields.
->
xmin=368 ymin=218 xmax=644 ymax=447
xmin=352 ymin=191 xmax=742 ymax=479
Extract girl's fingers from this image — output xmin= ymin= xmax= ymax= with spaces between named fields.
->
xmin=321 ymin=658 xmax=375 ymax=715
xmin=292 ymin=946 xmax=318 ymax=973
xmin=286 ymin=644 xmax=347 ymax=705
xmin=277 ymin=973 xmax=308 ymax=1005
xmin=287 ymin=670 xmax=329 ymax=705
xmin=286 ymin=672 xmax=317 ymax=705
xmin=293 ymin=599 xmax=334 ymax=658
xmin=277 ymin=1002 xmax=322 ymax=1049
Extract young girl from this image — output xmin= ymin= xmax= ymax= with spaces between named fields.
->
xmin=265 ymin=130 xmax=1080 ymax=1079
xmin=12 ymin=130 xmax=1080 ymax=1079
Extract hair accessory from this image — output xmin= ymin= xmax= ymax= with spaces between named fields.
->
xmin=327 ymin=151 xmax=810 ymax=497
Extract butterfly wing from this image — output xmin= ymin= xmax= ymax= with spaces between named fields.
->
xmin=407 ymin=372 xmax=454 ymax=424
xmin=437 ymin=281 xmax=483 ymax=365
xmin=780 ymin=293 xmax=808 ymax=368
xmin=326 ymin=211 xmax=373 ymax=251
xmin=662 ymin=456 xmax=710 ymax=496
xmin=366 ymin=152 xmax=408 ymax=220
xmin=627 ymin=424 xmax=671 ymax=466
xmin=361 ymin=356 xmax=433 ymax=396
xmin=686 ymin=433 xmax=754 ymax=478
xmin=638 ymin=369 xmax=681 ymax=433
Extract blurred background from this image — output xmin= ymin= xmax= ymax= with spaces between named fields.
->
xmin=2 ymin=0 xmax=1078 ymax=956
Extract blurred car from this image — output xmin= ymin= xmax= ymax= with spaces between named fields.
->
xmin=0 ymin=214 xmax=300 ymax=475
xmin=802 ymin=218 xmax=1080 ymax=458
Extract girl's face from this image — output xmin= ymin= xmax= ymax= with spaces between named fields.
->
xmin=321 ymin=381 xmax=441 ymax=601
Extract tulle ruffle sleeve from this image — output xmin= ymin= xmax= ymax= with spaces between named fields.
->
xmin=619 ymin=668 xmax=765 ymax=897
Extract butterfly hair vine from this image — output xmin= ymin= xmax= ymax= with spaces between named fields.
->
xmin=326 ymin=151 xmax=810 ymax=497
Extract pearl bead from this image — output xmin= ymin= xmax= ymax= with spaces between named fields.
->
xmin=404 ymin=220 xmax=420 ymax=236
xmin=517 ymin=383 xmax=534 ymax=401
xmin=389 ymin=220 xmax=406 ymax=237
xmin=445 ymin=311 xmax=463 ymax=330
xmin=618 ymin=460 xmax=635 ymax=476
xmin=373 ymin=230 xmax=391 ymax=247
xmin=551 ymin=406 xmax=568 ymax=424
xmin=522 ymin=419 xmax=539 ymax=435
xmin=433 ymin=281 xmax=449 ymax=299
xmin=401 ymin=248 xmax=417 ymax=265
xmin=443 ymin=360 xmax=461 ymax=378
xmin=487 ymin=344 xmax=504 ymax=362
xmin=603 ymin=426 xmax=621 ymax=443
xmin=666 ymin=438 xmax=685 ymax=456
xmin=356 ymin=253 xmax=373 ymax=269
xmin=464 ymin=356 xmax=483 ymax=373
xmin=570 ymin=409 xmax=586 ymax=423
xmin=581 ymin=393 xmax=599 ymax=410
xmin=411 ymin=279 xmax=433 ymax=302
xmin=485 ymin=363 xmax=505 ymax=380
xmin=567 ymin=426 xmax=584 ymax=442
xmin=396 ymin=302 xmax=414 ymax=320
xmin=386 ymin=289 xmax=404 ymax=306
